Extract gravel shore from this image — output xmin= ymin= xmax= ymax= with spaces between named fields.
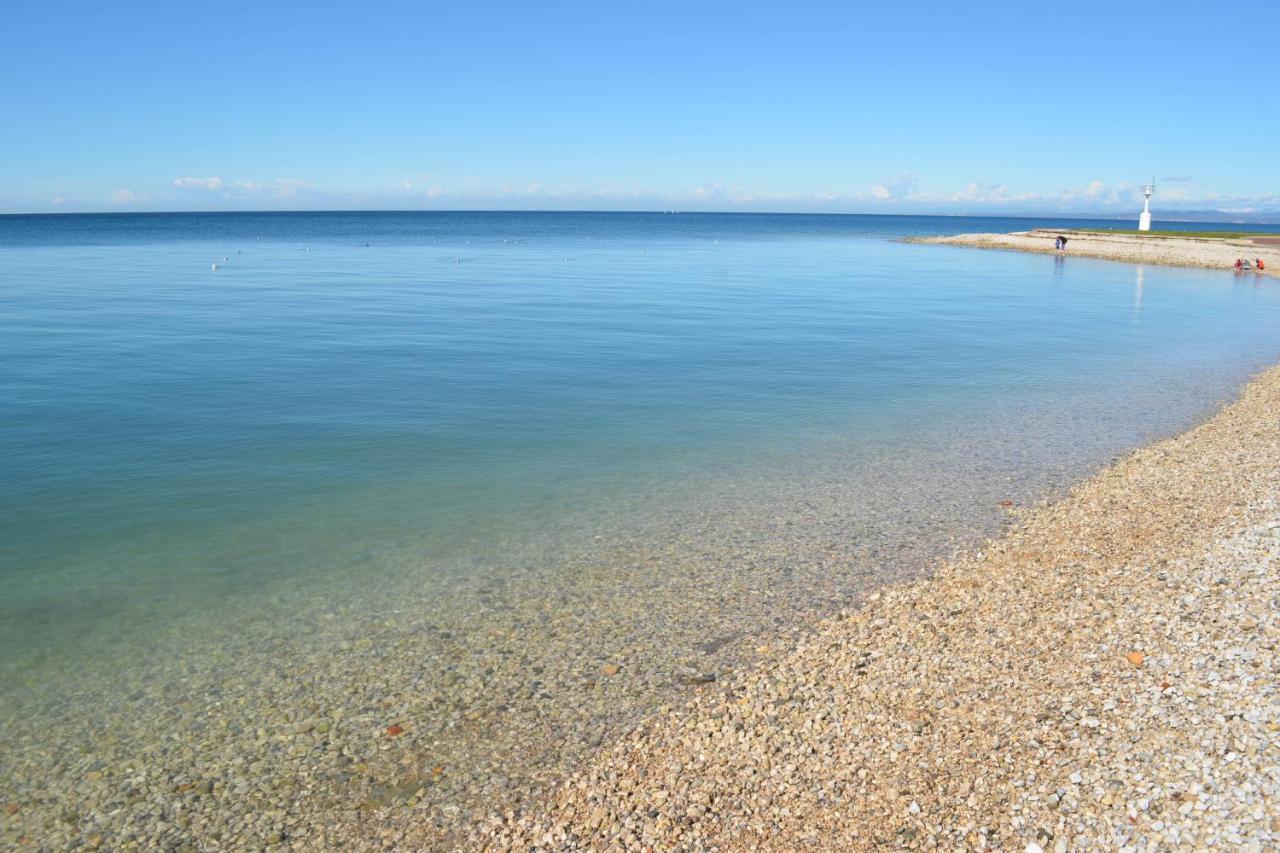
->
xmin=908 ymin=230 xmax=1280 ymax=278
xmin=485 ymin=364 xmax=1280 ymax=851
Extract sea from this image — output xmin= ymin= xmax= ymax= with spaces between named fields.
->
xmin=2 ymin=211 xmax=1279 ymax=843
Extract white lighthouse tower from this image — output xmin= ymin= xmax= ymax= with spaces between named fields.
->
xmin=1138 ymin=178 xmax=1155 ymax=231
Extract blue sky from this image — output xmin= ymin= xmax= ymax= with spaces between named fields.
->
xmin=3 ymin=0 xmax=1277 ymax=216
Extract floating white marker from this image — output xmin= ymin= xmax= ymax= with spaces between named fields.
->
xmin=1138 ymin=178 xmax=1155 ymax=231
xmin=211 ymin=263 xmax=218 ymax=272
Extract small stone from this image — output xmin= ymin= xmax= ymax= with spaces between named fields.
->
xmin=678 ymin=671 xmax=717 ymax=685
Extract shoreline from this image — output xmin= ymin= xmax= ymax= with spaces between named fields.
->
xmin=484 ymin=363 xmax=1280 ymax=850
xmin=5 ymin=355 xmax=1279 ymax=851
xmin=3 ymin=239 xmax=1278 ymax=849
xmin=0 ymin=417 xmax=1086 ymax=851
xmin=906 ymin=229 xmax=1280 ymax=278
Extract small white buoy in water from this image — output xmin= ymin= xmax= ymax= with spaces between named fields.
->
xmin=211 ymin=263 xmax=218 ymax=272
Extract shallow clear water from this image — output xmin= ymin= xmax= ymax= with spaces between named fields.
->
xmin=2 ymin=211 xmax=1279 ymax=682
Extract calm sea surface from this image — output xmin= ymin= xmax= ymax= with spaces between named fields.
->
xmin=3 ymin=212 xmax=1280 ymax=681
xmin=5 ymin=211 xmax=1280 ymax=843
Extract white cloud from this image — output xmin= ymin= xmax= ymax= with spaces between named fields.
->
xmin=865 ymin=173 xmax=919 ymax=201
xmin=955 ymin=182 xmax=995 ymax=202
xmin=272 ymin=178 xmax=309 ymax=199
xmin=173 ymin=176 xmax=223 ymax=190
xmin=26 ymin=174 xmax=1273 ymax=216
xmin=945 ymin=181 xmax=1037 ymax=204
xmin=689 ymin=184 xmax=722 ymax=202
xmin=170 ymin=177 xmax=311 ymax=202
xmin=1049 ymin=180 xmax=1135 ymax=207
xmin=376 ymin=178 xmax=1280 ymax=216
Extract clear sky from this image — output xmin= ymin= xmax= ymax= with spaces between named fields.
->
xmin=3 ymin=0 xmax=1277 ymax=216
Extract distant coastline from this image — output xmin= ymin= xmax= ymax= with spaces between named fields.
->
xmin=907 ymin=228 xmax=1280 ymax=278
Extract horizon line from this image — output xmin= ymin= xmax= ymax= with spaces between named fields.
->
xmin=3 ymin=208 xmax=1278 ymax=225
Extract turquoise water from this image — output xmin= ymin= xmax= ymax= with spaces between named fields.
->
xmin=3 ymin=212 xmax=1280 ymax=682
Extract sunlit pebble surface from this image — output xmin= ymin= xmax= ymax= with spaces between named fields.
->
xmin=484 ymin=366 xmax=1280 ymax=852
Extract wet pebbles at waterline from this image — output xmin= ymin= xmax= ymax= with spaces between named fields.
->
xmin=487 ymin=365 xmax=1280 ymax=851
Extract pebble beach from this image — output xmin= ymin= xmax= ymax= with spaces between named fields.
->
xmin=908 ymin=229 xmax=1280 ymax=277
xmin=6 ymin=0 xmax=1280 ymax=847
xmin=484 ymin=363 xmax=1280 ymax=851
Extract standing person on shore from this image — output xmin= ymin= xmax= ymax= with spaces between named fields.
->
xmin=1057 ymin=235 xmax=1069 ymax=252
